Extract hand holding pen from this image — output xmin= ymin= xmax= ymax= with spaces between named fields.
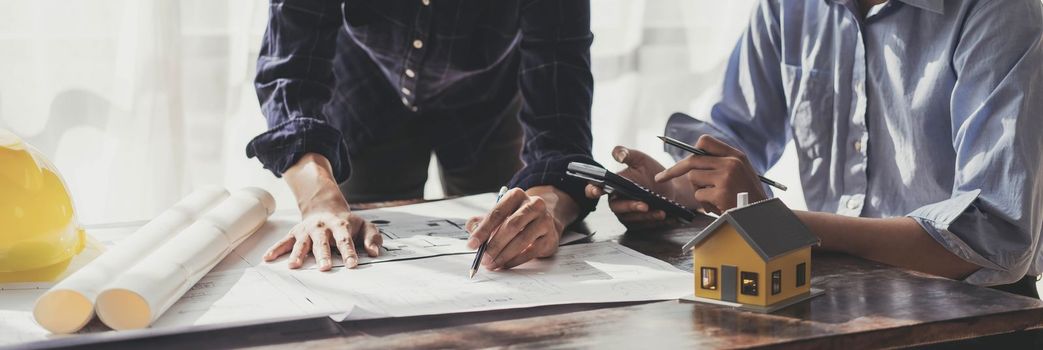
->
xmin=659 ymin=135 xmax=786 ymax=191
xmin=466 ymin=186 xmax=564 ymax=278
xmin=469 ymin=187 xmax=509 ymax=278
xmin=656 ymin=134 xmax=782 ymax=214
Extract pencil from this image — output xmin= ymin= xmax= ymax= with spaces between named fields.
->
xmin=658 ymin=135 xmax=788 ymax=191
xmin=469 ymin=186 xmax=510 ymax=279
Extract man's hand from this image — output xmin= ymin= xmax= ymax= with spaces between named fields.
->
xmin=262 ymin=153 xmax=383 ymax=271
xmin=263 ymin=203 xmax=382 ymax=271
xmin=654 ymin=135 xmax=766 ymax=214
xmin=465 ymin=186 xmax=579 ymax=270
xmin=584 ymin=146 xmax=696 ymax=230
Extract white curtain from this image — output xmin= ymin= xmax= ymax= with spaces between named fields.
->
xmin=0 ymin=0 xmax=288 ymax=224
xmin=0 ymin=0 xmax=804 ymax=225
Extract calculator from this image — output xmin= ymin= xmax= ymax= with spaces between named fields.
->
xmin=566 ymin=162 xmax=696 ymax=223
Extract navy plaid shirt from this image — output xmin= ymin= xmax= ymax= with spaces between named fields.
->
xmin=246 ymin=0 xmax=599 ymax=212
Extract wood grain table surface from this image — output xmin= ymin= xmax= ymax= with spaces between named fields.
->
xmin=44 ymin=198 xmax=1043 ymax=349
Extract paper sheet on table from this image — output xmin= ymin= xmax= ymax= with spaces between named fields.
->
xmin=0 ymin=230 xmax=339 ymax=348
xmin=273 ymin=241 xmax=691 ymax=321
xmin=0 ymin=193 xmax=654 ymax=348
xmin=232 ymin=193 xmax=594 ymax=270
xmin=0 ymin=268 xmax=336 ymax=348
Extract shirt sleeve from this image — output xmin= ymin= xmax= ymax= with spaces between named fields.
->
xmin=245 ymin=0 xmax=351 ymax=182
xmin=664 ymin=0 xmax=788 ymax=194
xmin=906 ymin=0 xmax=1043 ymax=286
xmin=513 ymin=0 xmax=600 ymax=215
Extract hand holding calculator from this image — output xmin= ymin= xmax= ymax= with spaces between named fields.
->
xmin=567 ymin=162 xmax=696 ymax=223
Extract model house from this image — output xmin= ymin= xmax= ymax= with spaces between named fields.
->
xmin=683 ymin=193 xmax=821 ymax=312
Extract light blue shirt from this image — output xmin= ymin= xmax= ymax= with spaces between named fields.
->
xmin=665 ymin=0 xmax=1043 ymax=285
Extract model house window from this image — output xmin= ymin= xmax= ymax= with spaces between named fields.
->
xmin=740 ymin=271 xmax=758 ymax=296
xmin=771 ymin=270 xmax=782 ymax=295
xmin=701 ymin=267 xmax=717 ymax=290
xmin=796 ymin=263 xmax=807 ymax=287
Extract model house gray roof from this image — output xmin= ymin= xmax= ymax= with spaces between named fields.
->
xmin=682 ymin=198 xmax=820 ymax=260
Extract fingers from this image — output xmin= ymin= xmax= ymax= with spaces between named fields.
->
xmin=619 ymin=210 xmax=666 ymax=224
xmin=330 ymin=219 xmax=359 ymax=268
xmin=685 ymin=168 xmax=722 ymax=189
xmin=585 ymin=184 xmax=606 ymax=199
xmin=608 ymin=198 xmax=648 ymax=214
xmin=361 ymin=221 xmax=382 ymax=258
xmin=500 ymin=236 xmax=555 ymax=270
xmin=482 ymin=197 xmax=545 ymax=265
xmin=264 ymin=233 xmax=296 ymax=262
xmin=466 ymin=216 xmax=482 ymax=234
xmin=654 ymin=154 xmax=724 ymax=183
xmin=654 ymin=135 xmax=749 ymax=184
xmin=310 ymin=226 xmax=333 ymax=272
xmin=694 ymin=135 xmax=745 ymax=158
xmin=612 ymin=146 xmax=664 ymax=173
xmin=694 ymin=186 xmax=727 ymax=214
xmin=487 ymin=219 xmax=545 ymax=270
xmin=607 ymin=198 xmax=670 ymax=229
xmin=612 ymin=145 xmax=631 ymax=164
xmin=288 ymin=235 xmax=312 ymax=269
xmin=467 ymin=188 xmax=528 ymax=249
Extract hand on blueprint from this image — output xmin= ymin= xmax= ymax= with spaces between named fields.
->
xmin=585 ymin=146 xmax=696 ymax=230
xmin=654 ymin=135 xmax=766 ymax=214
xmin=264 ymin=209 xmax=383 ymax=271
xmin=264 ymin=153 xmax=383 ymax=271
xmin=465 ymin=187 xmax=572 ymax=270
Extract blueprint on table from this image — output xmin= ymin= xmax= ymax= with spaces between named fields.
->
xmin=282 ymin=241 xmax=692 ymax=321
xmin=0 ymin=194 xmax=687 ymax=349
xmin=240 ymin=193 xmax=593 ymax=269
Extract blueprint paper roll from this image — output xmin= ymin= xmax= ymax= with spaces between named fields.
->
xmin=33 ymin=187 xmax=229 ymax=334
xmin=95 ymin=187 xmax=275 ymax=330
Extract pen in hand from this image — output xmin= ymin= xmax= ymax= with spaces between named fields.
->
xmin=469 ymin=186 xmax=510 ymax=279
xmin=658 ymin=135 xmax=787 ymax=191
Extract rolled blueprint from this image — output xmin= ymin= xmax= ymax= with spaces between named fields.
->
xmin=33 ymin=187 xmax=229 ymax=334
xmin=94 ymin=187 xmax=275 ymax=330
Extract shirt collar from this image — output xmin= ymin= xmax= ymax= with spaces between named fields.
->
xmin=822 ymin=0 xmax=944 ymax=15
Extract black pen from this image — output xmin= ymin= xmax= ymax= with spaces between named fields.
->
xmin=469 ymin=186 xmax=510 ymax=279
xmin=658 ymin=135 xmax=788 ymax=191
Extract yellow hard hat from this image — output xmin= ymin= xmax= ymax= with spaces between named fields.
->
xmin=0 ymin=129 xmax=85 ymax=283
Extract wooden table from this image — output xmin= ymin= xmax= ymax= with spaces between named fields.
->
xmin=45 ymin=199 xmax=1043 ymax=349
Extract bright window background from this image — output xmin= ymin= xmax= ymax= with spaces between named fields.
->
xmin=0 ymin=0 xmax=806 ymax=225
xmin=3 ymin=0 xmax=1041 ymax=295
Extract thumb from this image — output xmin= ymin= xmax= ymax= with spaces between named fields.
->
xmin=612 ymin=146 xmax=661 ymax=172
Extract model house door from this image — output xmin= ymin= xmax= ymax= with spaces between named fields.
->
xmin=721 ymin=265 xmax=737 ymax=302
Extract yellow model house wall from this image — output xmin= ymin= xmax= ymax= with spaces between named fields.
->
xmin=691 ymin=225 xmax=767 ymax=306
xmin=764 ymin=247 xmax=811 ymax=305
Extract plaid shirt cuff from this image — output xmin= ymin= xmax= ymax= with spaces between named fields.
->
xmin=508 ymin=154 xmax=601 ymax=221
xmin=245 ymin=117 xmax=351 ymax=182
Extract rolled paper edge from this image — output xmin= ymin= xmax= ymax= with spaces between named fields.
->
xmin=95 ymin=288 xmax=153 ymax=331
xmin=33 ymin=289 xmax=94 ymax=334
xmin=237 ymin=187 xmax=276 ymax=215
